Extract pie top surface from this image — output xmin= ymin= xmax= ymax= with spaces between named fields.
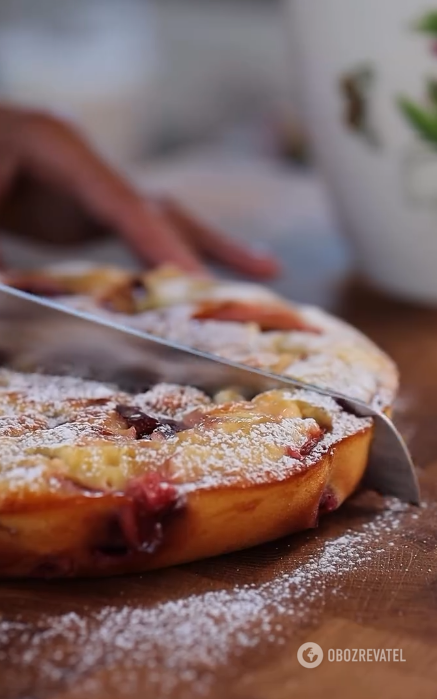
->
xmin=0 ymin=264 xmax=398 ymax=410
xmin=0 ymin=368 xmax=370 ymax=507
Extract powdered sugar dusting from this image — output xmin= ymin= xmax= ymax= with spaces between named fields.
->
xmin=134 ymin=383 xmax=213 ymax=421
xmin=170 ymin=417 xmax=319 ymax=488
xmin=0 ymin=369 xmax=118 ymax=403
xmin=50 ymin=266 xmax=398 ymax=408
xmin=0 ymin=369 xmax=370 ymax=496
xmin=0 ymin=498 xmax=425 ymax=697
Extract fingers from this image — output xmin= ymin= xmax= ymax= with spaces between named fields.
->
xmin=0 ymin=152 xmax=18 ymax=269
xmin=161 ymin=199 xmax=280 ymax=279
xmin=2 ymin=109 xmax=209 ymax=272
xmin=118 ymin=198 xmax=209 ymax=274
xmin=11 ymin=109 xmax=147 ymax=224
xmin=0 ymin=107 xmax=279 ymax=278
xmin=0 ymin=153 xmax=17 ymax=203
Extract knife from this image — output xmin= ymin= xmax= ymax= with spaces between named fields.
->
xmin=0 ymin=282 xmax=420 ymax=505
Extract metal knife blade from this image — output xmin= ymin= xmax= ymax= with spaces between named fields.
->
xmin=0 ymin=283 xmax=420 ymax=504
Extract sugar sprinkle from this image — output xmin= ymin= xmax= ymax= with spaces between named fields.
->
xmin=0 ymin=499 xmax=426 ymax=697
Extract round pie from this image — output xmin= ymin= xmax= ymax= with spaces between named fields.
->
xmin=0 ymin=266 xmax=398 ymax=578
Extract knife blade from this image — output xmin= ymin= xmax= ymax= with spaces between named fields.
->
xmin=0 ymin=282 xmax=420 ymax=504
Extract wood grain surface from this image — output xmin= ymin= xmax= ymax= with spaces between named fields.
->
xmin=1 ymin=181 xmax=437 ymax=699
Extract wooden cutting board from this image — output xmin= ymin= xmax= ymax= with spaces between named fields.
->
xmin=1 ymin=185 xmax=437 ymax=699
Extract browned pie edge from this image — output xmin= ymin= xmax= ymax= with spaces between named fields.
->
xmin=0 ymin=425 xmax=371 ymax=578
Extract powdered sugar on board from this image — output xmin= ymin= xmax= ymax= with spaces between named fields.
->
xmin=0 ymin=496 xmax=430 ymax=698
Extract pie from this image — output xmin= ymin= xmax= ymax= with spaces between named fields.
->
xmin=0 ymin=266 xmax=398 ymax=577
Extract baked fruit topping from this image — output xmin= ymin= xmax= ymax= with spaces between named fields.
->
xmin=1 ymin=264 xmax=398 ymax=407
xmin=115 ymin=404 xmax=183 ymax=439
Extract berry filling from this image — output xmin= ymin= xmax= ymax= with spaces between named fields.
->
xmin=318 ymin=486 xmax=339 ymax=515
xmin=115 ymin=404 xmax=182 ymax=439
xmin=119 ymin=473 xmax=183 ymax=553
xmin=285 ymin=424 xmax=325 ymax=460
xmin=100 ymin=277 xmax=149 ymax=313
xmin=130 ymin=277 xmax=149 ymax=305
xmin=92 ymin=474 xmax=183 ymax=561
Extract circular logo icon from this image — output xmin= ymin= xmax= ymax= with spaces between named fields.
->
xmin=297 ymin=642 xmax=324 ymax=668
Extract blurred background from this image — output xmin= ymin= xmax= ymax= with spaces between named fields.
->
xmin=0 ymin=0 xmax=301 ymax=161
xmin=0 ymin=0 xmax=347 ymax=299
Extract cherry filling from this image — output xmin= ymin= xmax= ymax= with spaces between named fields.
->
xmin=130 ymin=277 xmax=149 ymax=306
xmin=115 ymin=404 xmax=182 ymax=439
xmin=120 ymin=473 xmax=182 ymax=553
xmin=285 ymin=424 xmax=325 ymax=461
xmin=318 ymin=487 xmax=339 ymax=515
xmin=101 ymin=277 xmax=148 ymax=313
xmin=90 ymin=408 xmax=185 ymax=562
xmin=92 ymin=473 xmax=183 ymax=560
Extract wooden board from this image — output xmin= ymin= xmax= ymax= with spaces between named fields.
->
xmin=2 ymin=198 xmax=437 ymax=699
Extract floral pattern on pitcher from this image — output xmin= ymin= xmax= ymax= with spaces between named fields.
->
xmin=339 ymin=64 xmax=380 ymax=147
xmin=399 ymin=11 xmax=437 ymax=206
xmin=399 ymin=11 xmax=437 ymax=147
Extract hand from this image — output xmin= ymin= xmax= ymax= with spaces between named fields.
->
xmin=0 ymin=106 xmax=279 ymax=277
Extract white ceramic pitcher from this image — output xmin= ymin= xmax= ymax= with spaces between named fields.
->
xmin=288 ymin=0 xmax=437 ymax=303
